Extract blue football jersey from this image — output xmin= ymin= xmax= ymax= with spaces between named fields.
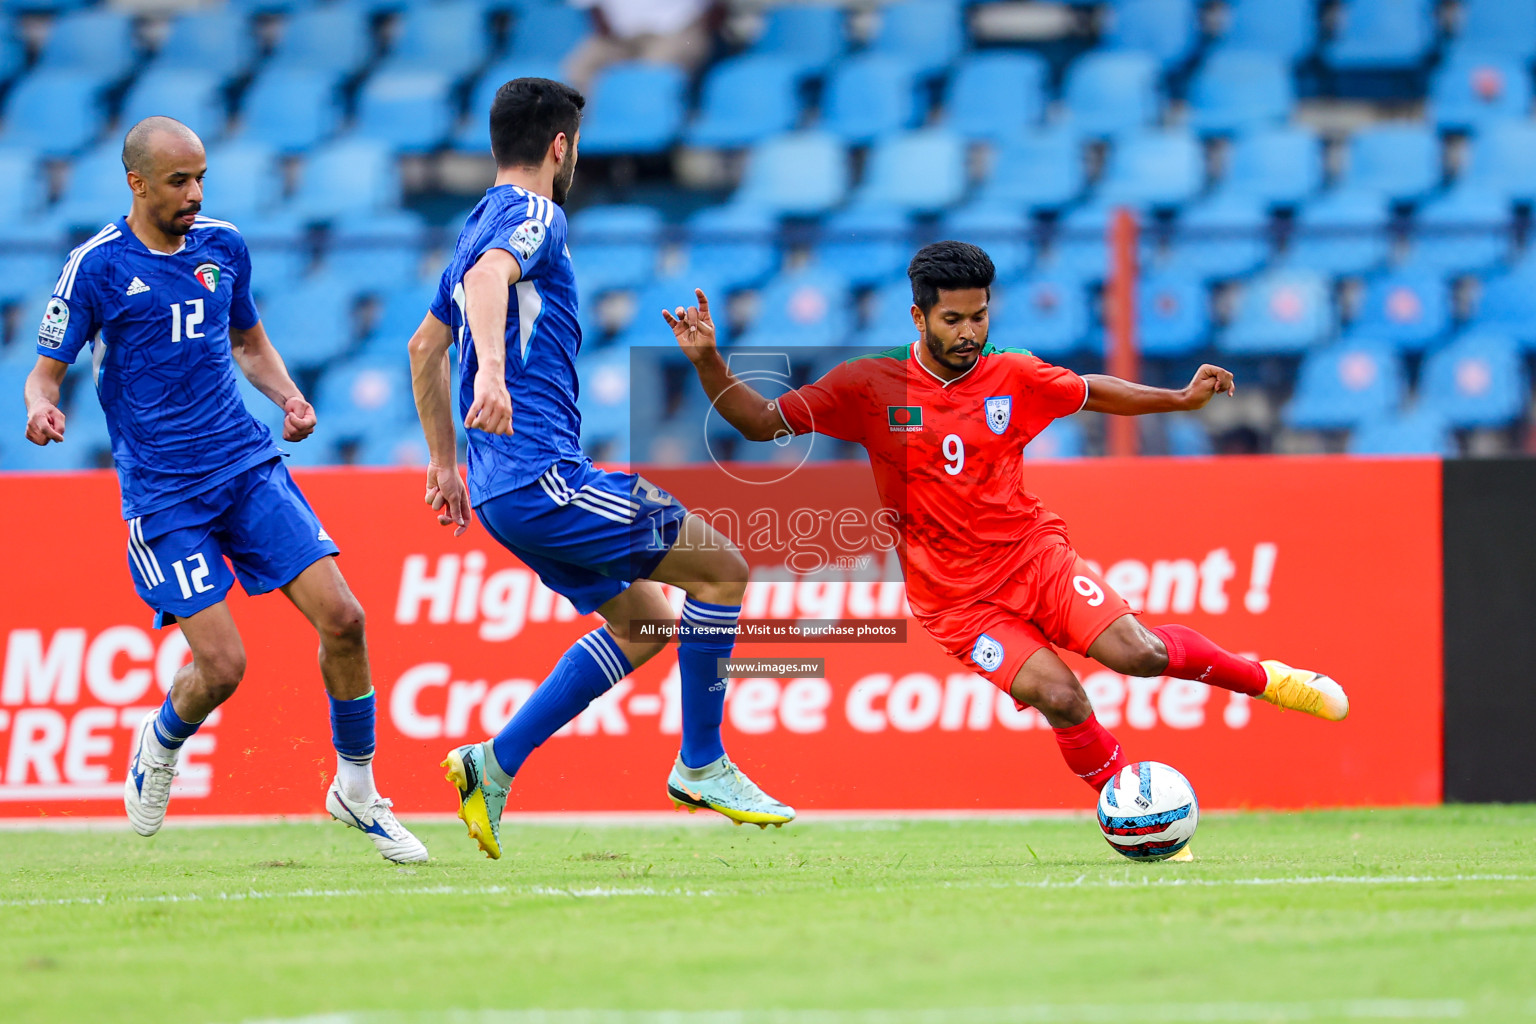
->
xmin=38 ymin=216 xmax=280 ymax=519
xmin=429 ymin=185 xmax=584 ymax=503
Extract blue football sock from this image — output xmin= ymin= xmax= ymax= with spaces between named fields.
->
xmin=489 ymin=628 xmax=632 ymax=782
xmin=329 ymin=689 xmax=376 ymax=766
xmin=678 ymin=597 xmax=739 ymax=769
xmin=152 ymin=694 xmax=199 ymax=752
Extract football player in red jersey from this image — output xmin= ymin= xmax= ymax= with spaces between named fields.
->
xmin=664 ymin=241 xmax=1348 ymax=795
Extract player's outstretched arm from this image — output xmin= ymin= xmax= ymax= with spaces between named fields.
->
xmin=23 ymin=356 xmax=68 ymax=445
xmin=461 ymin=249 xmax=518 ymax=436
xmin=1083 ymin=363 xmax=1236 ymax=416
xmin=231 ymin=322 xmax=316 ymax=442
xmin=408 ymin=311 xmax=471 ymax=537
xmin=664 ymin=289 xmax=790 ymax=442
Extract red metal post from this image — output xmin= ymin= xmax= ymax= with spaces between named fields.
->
xmin=1106 ymin=206 xmax=1141 ymax=458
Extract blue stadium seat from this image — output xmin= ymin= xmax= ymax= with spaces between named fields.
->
xmin=943 ymin=51 xmax=1047 ymax=141
xmin=0 ymin=70 xmax=107 ymax=155
xmin=1348 ymin=407 xmax=1455 ymax=456
xmin=1464 ymin=121 xmax=1536 ymax=202
xmin=241 ymin=212 xmax=311 ymax=287
xmin=119 ymin=69 xmax=227 ymax=141
xmin=1221 ymin=0 xmax=1317 ymax=62
xmin=325 ymin=208 xmax=428 ymax=288
xmin=1468 ymin=267 xmax=1536 ymax=348
xmin=686 ymin=56 xmax=802 ymax=149
xmin=1187 ymin=50 xmax=1294 ymax=133
xmin=151 ymin=9 xmax=255 ymax=75
xmin=733 ymin=131 xmax=848 ymax=216
xmin=1096 ymin=129 xmax=1204 ymax=206
xmin=0 ymin=35 xmax=25 ymax=87
xmin=1022 ymin=417 xmax=1086 ymax=460
xmin=37 ymin=9 xmax=136 ymax=80
xmin=288 ymin=137 xmax=399 ymax=220
xmin=1167 ymin=193 xmax=1272 ymax=279
xmin=1062 ymin=51 xmax=1160 ymax=137
xmin=238 ymin=68 xmax=343 ymax=152
xmin=1283 ymin=340 xmax=1404 ymax=430
xmin=268 ymin=3 xmax=373 ymax=74
xmin=312 ymin=359 xmax=414 ymax=438
xmin=0 ymin=235 xmax=64 ymax=309
xmin=508 ymin=3 xmax=590 ymax=63
xmin=0 ymin=148 xmax=46 ymax=226
xmin=746 ymin=3 xmax=846 ymax=76
xmin=1343 ymin=124 xmax=1441 ymax=202
xmin=1419 ymin=331 xmax=1527 ymax=428
xmin=1349 ymin=269 xmax=1449 ymax=351
xmin=851 ymin=129 xmax=967 ymax=213
xmin=355 ymin=428 xmax=431 ymax=468
xmin=988 ymin=272 xmax=1089 ymax=357
xmin=358 ymin=278 xmax=440 ymax=357
xmin=1452 ymin=0 xmax=1536 ymax=62
xmin=613 ymin=271 xmax=729 ymax=349
xmin=1408 ymin=185 xmax=1511 ymax=276
xmin=868 ymin=0 xmax=963 ymax=77
xmin=200 ymin=140 xmax=282 ymax=222
xmin=454 ymin=59 xmax=563 ymax=152
xmin=683 ymin=203 xmax=779 ymax=290
xmin=380 ymin=1 xmax=488 ymax=78
xmin=1288 ymin=189 xmax=1392 ymax=275
xmin=569 ymin=205 xmax=662 ymax=294
xmin=941 ymin=203 xmax=1034 ymax=280
xmin=354 ymin=71 xmax=455 ymax=151
xmin=54 ymin=145 xmax=130 ymax=231
xmin=1430 ymin=53 xmax=1531 ymax=131
xmin=1222 ymin=268 xmax=1334 ymax=354
xmin=1217 ymin=125 xmax=1322 ymax=205
xmin=61 ymin=384 xmax=113 ymax=457
xmin=1165 ymin=415 xmax=1215 ymax=456
xmin=1325 ymin=0 xmax=1434 ymax=70
xmin=976 ymin=127 xmax=1084 ymax=210
xmin=736 ymin=268 xmax=852 ymax=348
xmin=256 ymin=276 xmax=359 ymax=371
xmin=853 ymin=277 xmax=920 ymax=348
xmin=579 ymin=63 xmax=687 ymax=155
xmin=575 ymin=346 xmax=639 ymax=441
xmin=821 ymin=54 xmax=922 ymax=145
xmin=1049 ymin=202 xmax=1151 ymax=281
xmin=1105 ymin=0 xmax=1198 ymax=70
xmin=815 ymin=205 xmax=912 ymax=288
xmin=1137 ymin=271 xmax=1210 ymax=356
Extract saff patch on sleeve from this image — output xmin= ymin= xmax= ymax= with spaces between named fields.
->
xmin=38 ymin=296 xmax=69 ymax=348
xmin=509 ymin=219 xmax=547 ymax=261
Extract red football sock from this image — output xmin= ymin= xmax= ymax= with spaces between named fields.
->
xmin=1148 ymin=624 xmax=1267 ymax=696
xmin=1053 ymin=713 xmax=1130 ymax=791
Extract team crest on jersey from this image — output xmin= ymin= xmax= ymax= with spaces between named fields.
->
xmin=985 ymin=395 xmax=1011 ymax=434
xmin=193 ymin=262 xmax=220 ymax=292
xmin=509 ymin=219 xmax=546 ymax=261
xmin=972 ymin=633 xmax=1005 ymax=672
xmin=38 ymin=297 xmax=69 ymax=348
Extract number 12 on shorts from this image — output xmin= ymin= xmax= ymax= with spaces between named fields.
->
xmin=171 ymin=552 xmax=215 ymax=599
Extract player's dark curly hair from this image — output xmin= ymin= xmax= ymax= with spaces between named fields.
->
xmin=489 ymin=78 xmax=585 ymax=169
xmin=908 ymin=241 xmax=996 ymax=313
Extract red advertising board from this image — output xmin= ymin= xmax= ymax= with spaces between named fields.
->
xmin=0 ymin=457 xmax=1441 ymax=820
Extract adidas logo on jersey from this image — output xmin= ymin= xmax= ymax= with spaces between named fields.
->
xmin=125 ymin=277 xmax=150 ymax=296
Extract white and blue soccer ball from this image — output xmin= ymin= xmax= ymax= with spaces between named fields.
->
xmin=1096 ymin=761 xmax=1199 ymax=861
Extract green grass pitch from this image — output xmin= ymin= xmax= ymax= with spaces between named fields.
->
xmin=2 ymin=806 xmax=1534 ymax=1024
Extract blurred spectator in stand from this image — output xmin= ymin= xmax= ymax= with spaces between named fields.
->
xmin=564 ymin=0 xmax=717 ymax=93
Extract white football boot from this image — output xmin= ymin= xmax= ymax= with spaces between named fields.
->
xmin=124 ymin=714 xmax=178 ymax=837
xmin=326 ymin=780 xmax=429 ymax=863
xmin=667 ymin=754 xmax=795 ymax=828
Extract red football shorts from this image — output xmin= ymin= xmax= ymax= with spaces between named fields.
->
xmin=920 ymin=518 xmax=1131 ymax=694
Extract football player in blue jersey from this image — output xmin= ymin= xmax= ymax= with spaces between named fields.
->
xmin=21 ymin=117 xmax=427 ymax=863
xmin=409 ymin=79 xmax=794 ymax=860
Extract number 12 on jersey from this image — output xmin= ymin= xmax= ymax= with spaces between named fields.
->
xmin=169 ymin=299 xmax=205 ymax=343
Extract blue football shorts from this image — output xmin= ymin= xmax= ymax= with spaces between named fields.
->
xmin=125 ymin=456 xmax=340 ymax=627
xmin=475 ymin=458 xmax=689 ymax=614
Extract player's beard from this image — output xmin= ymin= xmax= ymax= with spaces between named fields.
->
xmin=552 ymin=156 xmax=576 ymax=206
xmin=162 ymin=204 xmax=199 ymax=237
xmin=923 ymin=328 xmax=981 ymax=374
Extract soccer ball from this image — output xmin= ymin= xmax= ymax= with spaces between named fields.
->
xmin=1096 ymin=761 xmax=1199 ymax=861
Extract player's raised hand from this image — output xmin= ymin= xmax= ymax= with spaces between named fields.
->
xmin=425 ymin=461 xmax=472 ymax=537
xmin=1182 ymin=364 xmax=1236 ymax=409
xmin=282 ymin=395 xmax=317 ymax=442
xmin=24 ymin=401 xmax=65 ymax=445
xmin=662 ymin=288 xmax=717 ymax=364
xmin=466 ymin=372 xmax=513 ymax=435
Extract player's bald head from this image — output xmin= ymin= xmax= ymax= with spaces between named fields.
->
xmin=121 ymin=117 xmax=204 ymax=177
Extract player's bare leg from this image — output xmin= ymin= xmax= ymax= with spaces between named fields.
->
xmin=283 ymin=556 xmax=427 ymax=862
xmin=125 ymin=602 xmax=244 ymax=836
xmin=647 ymin=514 xmax=795 ymax=827
xmin=1011 ymin=647 xmax=1131 ymax=791
xmin=1087 ymin=614 xmax=1348 ymax=721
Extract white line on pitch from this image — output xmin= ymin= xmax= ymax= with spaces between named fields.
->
xmin=4 ymin=873 xmax=1532 ymax=910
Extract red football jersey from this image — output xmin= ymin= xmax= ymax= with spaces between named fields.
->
xmin=777 ymin=342 xmax=1087 ymax=620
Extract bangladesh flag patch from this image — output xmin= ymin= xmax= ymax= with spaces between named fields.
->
xmin=193 ymin=262 xmax=220 ymax=292
xmin=887 ymin=405 xmax=923 ymax=431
